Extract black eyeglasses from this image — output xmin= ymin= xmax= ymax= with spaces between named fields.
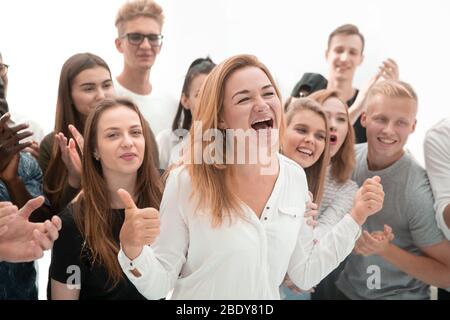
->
xmin=0 ymin=63 xmax=9 ymax=77
xmin=122 ymin=33 xmax=164 ymax=47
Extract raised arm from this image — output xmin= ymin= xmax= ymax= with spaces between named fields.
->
xmin=314 ymin=180 xmax=358 ymax=238
xmin=117 ymin=171 xmax=189 ymax=299
xmin=348 ymin=59 xmax=400 ymax=125
xmin=288 ymin=176 xmax=384 ymax=290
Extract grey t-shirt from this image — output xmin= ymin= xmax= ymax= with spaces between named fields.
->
xmin=336 ymin=143 xmax=445 ymax=300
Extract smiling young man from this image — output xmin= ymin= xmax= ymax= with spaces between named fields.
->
xmin=293 ymin=25 xmax=399 ymax=144
xmin=335 ymin=80 xmax=450 ymax=300
xmin=114 ymin=0 xmax=176 ymax=136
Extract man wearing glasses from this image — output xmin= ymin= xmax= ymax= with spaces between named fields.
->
xmin=114 ymin=0 xmax=176 ymax=137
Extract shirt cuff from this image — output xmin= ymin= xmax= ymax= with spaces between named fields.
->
xmin=118 ymin=245 xmax=153 ymax=279
xmin=342 ymin=214 xmax=362 ymax=240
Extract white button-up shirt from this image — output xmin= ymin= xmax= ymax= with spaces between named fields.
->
xmin=424 ymin=118 xmax=450 ymax=239
xmin=118 ymin=153 xmax=360 ymax=299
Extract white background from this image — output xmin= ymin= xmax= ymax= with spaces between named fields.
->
xmin=1 ymin=0 xmax=449 ymax=299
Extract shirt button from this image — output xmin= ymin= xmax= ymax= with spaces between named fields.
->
xmin=266 ymin=206 xmax=270 ymax=210
xmin=264 ymin=217 xmax=268 ymax=221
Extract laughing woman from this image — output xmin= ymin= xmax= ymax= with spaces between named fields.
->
xmin=50 ymin=98 xmax=162 ymax=299
xmin=117 ymin=54 xmax=384 ymax=299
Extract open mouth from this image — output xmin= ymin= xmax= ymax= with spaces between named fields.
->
xmin=336 ymin=66 xmax=350 ymax=72
xmin=296 ymin=147 xmax=313 ymax=157
xmin=251 ymin=118 xmax=274 ymax=131
xmin=377 ymin=137 xmax=396 ymax=145
xmin=330 ymin=134 xmax=337 ymax=143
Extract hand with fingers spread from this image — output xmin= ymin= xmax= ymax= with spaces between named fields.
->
xmin=68 ymin=124 xmax=84 ymax=155
xmin=0 ymin=112 xmax=33 ymax=171
xmin=0 ymin=196 xmax=62 ymax=263
xmin=354 ymin=224 xmax=394 ymax=256
xmin=304 ymin=191 xmax=319 ymax=228
xmin=118 ymin=189 xmax=160 ymax=260
xmin=379 ymin=58 xmax=399 ymax=81
xmin=350 ymin=176 xmax=385 ymax=226
xmin=349 ymin=59 xmax=399 ymax=126
xmin=55 ymin=132 xmax=82 ymax=188
xmin=0 ymin=201 xmax=17 ymax=236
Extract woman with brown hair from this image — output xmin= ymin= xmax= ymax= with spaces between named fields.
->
xmin=49 ymin=97 xmax=162 ymax=299
xmin=39 ymin=53 xmax=116 ymax=214
xmin=309 ymin=89 xmax=358 ymax=234
xmin=117 ymin=54 xmax=384 ymax=300
xmin=309 ymin=89 xmax=360 ymax=300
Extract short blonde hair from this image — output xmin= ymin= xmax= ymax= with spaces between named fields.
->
xmin=367 ymin=80 xmax=418 ymax=104
xmin=115 ymin=0 xmax=165 ymax=35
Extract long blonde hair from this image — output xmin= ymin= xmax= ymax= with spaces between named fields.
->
xmin=186 ymin=54 xmax=284 ymax=227
xmin=284 ymin=98 xmax=330 ymax=205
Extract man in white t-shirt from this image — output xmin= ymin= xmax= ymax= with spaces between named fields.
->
xmin=424 ymin=117 xmax=450 ymax=300
xmin=114 ymin=0 xmax=176 ymax=136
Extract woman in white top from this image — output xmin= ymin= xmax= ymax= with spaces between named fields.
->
xmin=117 ymin=54 xmax=385 ymax=300
xmin=156 ymin=57 xmax=216 ymax=169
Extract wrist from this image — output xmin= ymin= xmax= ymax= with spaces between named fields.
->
xmin=122 ymin=244 xmax=143 ymax=261
xmin=376 ymin=243 xmax=391 ymax=258
xmin=350 ymin=208 xmax=366 ymax=226
xmin=68 ymin=176 xmax=81 ymax=189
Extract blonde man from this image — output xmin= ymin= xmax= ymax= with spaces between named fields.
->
xmin=336 ymin=80 xmax=450 ymax=299
xmin=114 ymin=0 xmax=176 ymax=136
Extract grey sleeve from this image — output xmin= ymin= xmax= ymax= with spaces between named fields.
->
xmin=406 ymin=174 xmax=445 ymax=247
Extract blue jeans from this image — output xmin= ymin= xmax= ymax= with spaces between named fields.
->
xmin=0 ymin=262 xmax=38 ymax=300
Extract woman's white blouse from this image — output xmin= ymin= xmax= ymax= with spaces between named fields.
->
xmin=118 ymin=153 xmax=360 ymax=299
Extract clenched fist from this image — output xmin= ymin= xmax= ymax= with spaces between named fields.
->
xmin=351 ymin=176 xmax=385 ymax=226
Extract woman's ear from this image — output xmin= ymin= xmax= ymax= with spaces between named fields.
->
xmin=218 ymin=117 xmax=227 ymax=130
xmin=93 ymin=150 xmax=100 ymax=161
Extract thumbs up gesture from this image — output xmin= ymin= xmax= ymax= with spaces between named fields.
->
xmin=351 ymin=176 xmax=385 ymax=226
xmin=117 ymin=189 xmax=160 ymax=260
